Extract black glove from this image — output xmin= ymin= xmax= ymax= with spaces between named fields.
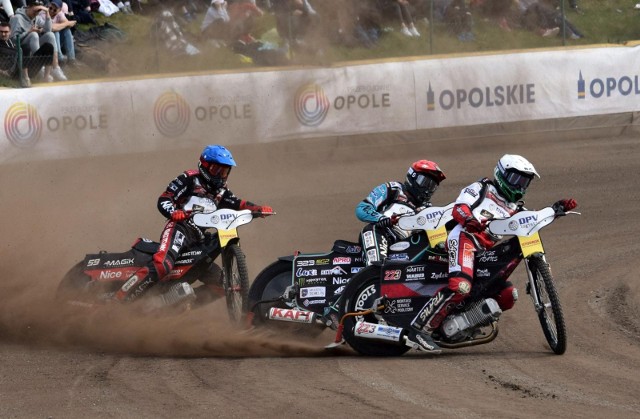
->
xmin=553 ymin=198 xmax=577 ymax=213
xmin=376 ymin=215 xmax=398 ymax=229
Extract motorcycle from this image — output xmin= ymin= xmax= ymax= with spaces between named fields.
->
xmin=247 ymin=203 xmax=454 ymax=334
xmin=57 ymin=196 xmax=273 ymax=322
xmin=333 ymin=204 xmax=579 ymax=356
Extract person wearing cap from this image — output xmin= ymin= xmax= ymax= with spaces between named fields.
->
xmin=201 ymin=0 xmax=230 ymax=41
xmin=9 ymin=0 xmax=67 ymax=81
xmin=47 ymin=0 xmax=76 ymax=65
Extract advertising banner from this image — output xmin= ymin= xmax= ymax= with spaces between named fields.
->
xmin=1 ymin=44 xmax=638 ymax=163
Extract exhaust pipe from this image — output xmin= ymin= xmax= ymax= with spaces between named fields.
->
xmin=268 ymin=307 xmax=318 ymax=324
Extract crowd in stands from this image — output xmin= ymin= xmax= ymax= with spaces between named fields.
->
xmin=0 ymin=0 xmax=591 ymax=88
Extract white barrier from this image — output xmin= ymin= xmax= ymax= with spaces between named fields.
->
xmin=1 ymin=43 xmax=639 ymax=163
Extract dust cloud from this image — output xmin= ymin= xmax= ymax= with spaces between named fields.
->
xmin=0 ymin=143 xmax=343 ymax=358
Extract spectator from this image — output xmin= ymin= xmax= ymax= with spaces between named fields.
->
xmin=271 ymin=0 xmax=317 ymax=47
xmin=469 ymin=0 xmax=513 ymax=31
xmin=10 ymin=0 xmax=66 ymax=81
xmin=48 ymin=0 xmax=77 ymax=65
xmin=67 ymin=0 xmax=97 ymax=24
xmin=153 ymin=9 xmax=200 ymax=56
xmin=519 ymin=0 xmax=583 ymax=39
xmin=0 ymin=19 xmax=28 ymax=84
xmin=227 ymin=0 xmax=264 ymax=43
xmin=351 ymin=0 xmax=386 ymax=48
xmin=432 ymin=0 xmax=474 ymax=41
xmin=2 ymin=0 xmax=15 ymax=17
xmin=0 ymin=19 xmax=52 ymax=86
xmin=201 ymin=0 xmax=230 ymax=44
xmin=377 ymin=0 xmax=420 ymax=37
xmin=114 ymin=0 xmax=133 ymax=15
xmin=552 ymin=0 xmax=581 ymax=14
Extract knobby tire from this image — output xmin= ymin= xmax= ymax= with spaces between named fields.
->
xmin=55 ymin=261 xmax=94 ymax=302
xmin=339 ymin=266 xmax=410 ymax=356
xmin=530 ymin=257 xmax=567 ymax=355
xmin=223 ymin=244 xmax=250 ymax=324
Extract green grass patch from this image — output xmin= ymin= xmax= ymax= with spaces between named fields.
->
xmin=3 ymin=0 xmax=640 ymax=85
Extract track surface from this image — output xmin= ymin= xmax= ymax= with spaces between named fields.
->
xmin=1 ymin=131 xmax=639 ymax=418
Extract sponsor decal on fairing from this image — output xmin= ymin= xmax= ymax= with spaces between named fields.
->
xmin=302 ymin=298 xmax=326 ymax=307
xmin=104 ymin=258 xmax=135 ymax=267
xmin=300 ymin=287 xmax=325 ymax=298
xmin=389 ymin=241 xmax=410 ymax=251
xmin=321 ymin=266 xmax=348 ymax=276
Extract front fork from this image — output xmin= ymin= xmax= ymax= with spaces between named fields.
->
xmin=524 ymin=253 xmax=547 ymax=313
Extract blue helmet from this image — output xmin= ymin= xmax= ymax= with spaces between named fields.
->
xmin=198 ymin=145 xmax=236 ymax=192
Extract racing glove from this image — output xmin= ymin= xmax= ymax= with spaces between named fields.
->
xmin=255 ymin=205 xmax=273 ymax=218
xmin=241 ymin=201 xmax=273 ymax=217
xmin=463 ymin=217 xmax=486 ymax=233
xmin=553 ymin=198 xmax=577 ymax=213
xmin=376 ymin=214 xmax=398 ymax=229
xmin=171 ymin=209 xmax=190 ymax=222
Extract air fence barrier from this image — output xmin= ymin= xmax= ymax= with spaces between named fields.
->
xmin=1 ymin=41 xmax=639 ymax=164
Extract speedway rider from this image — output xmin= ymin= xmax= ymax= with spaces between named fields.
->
xmin=114 ymin=144 xmax=273 ymax=304
xmin=406 ymin=154 xmax=577 ymax=352
xmin=356 ymin=160 xmax=446 ymax=266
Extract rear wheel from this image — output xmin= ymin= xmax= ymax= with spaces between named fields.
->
xmin=529 ymin=257 xmax=567 ymax=355
xmin=247 ymin=259 xmax=324 ymax=336
xmin=56 ymin=262 xmax=91 ymax=299
xmin=247 ymin=260 xmax=292 ymax=322
xmin=222 ymin=244 xmax=250 ymax=324
xmin=56 ymin=261 xmax=122 ymax=307
xmin=339 ymin=266 xmax=410 ymax=356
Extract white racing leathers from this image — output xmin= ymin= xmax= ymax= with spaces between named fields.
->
xmin=412 ymin=179 xmax=520 ymax=333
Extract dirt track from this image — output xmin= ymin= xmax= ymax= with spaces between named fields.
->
xmin=1 ymin=129 xmax=639 ymax=418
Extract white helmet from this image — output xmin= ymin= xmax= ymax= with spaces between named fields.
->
xmin=494 ymin=154 xmax=539 ymax=202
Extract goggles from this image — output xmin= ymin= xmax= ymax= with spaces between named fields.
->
xmin=504 ymin=170 xmax=533 ymax=189
xmin=414 ymin=173 xmax=439 ymax=193
xmin=204 ymin=162 xmax=231 ymax=178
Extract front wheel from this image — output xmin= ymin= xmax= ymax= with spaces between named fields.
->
xmin=528 ymin=257 xmax=567 ymax=355
xmin=222 ymin=244 xmax=250 ymax=324
xmin=339 ymin=266 xmax=410 ymax=356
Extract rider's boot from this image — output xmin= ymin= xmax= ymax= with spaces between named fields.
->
xmin=405 ymin=289 xmax=456 ymax=352
xmin=196 ymin=263 xmax=225 ymax=303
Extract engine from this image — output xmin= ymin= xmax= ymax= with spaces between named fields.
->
xmin=441 ymin=298 xmax=502 ymax=341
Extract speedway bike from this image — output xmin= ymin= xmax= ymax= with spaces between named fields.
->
xmin=248 ymin=203 xmax=454 ymax=334
xmin=334 ymin=203 xmax=579 ymax=356
xmin=57 ymin=196 xmax=272 ymax=323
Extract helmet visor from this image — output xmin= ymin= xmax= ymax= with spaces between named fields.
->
xmin=415 ymin=173 xmax=439 ymax=193
xmin=504 ymin=170 xmax=533 ymax=189
xmin=206 ymin=163 xmax=231 ymax=179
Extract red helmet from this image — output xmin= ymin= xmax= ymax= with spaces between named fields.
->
xmin=404 ymin=160 xmax=446 ymax=205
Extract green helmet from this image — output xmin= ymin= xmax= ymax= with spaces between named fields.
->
xmin=494 ymin=154 xmax=540 ymax=202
